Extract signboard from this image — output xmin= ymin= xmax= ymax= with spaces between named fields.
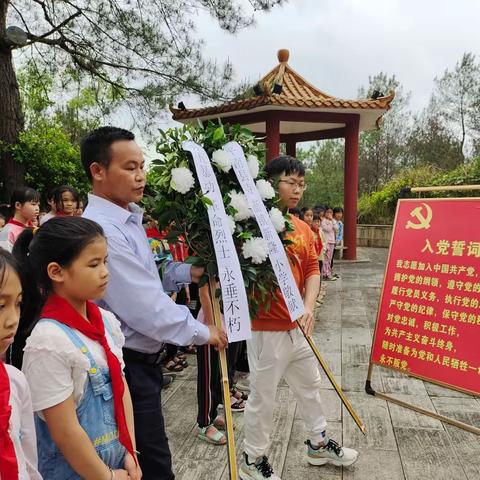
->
xmin=370 ymin=198 xmax=480 ymax=395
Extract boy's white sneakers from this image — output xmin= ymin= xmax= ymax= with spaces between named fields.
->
xmin=239 ymin=454 xmax=281 ymax=480
xmin=306 ymin=439 xmax=359 ymax=467
xmin=239 ymin=440 xmax=358 ymax=480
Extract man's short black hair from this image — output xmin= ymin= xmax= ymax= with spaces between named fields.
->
xmin=264 ymin=155 xmax=306 ymax=179
xmin=80 ymin=126 xmax=135 ymax=180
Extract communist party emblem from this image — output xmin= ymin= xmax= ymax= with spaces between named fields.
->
xmin=405 ymin=203 xmax=433 ymax=230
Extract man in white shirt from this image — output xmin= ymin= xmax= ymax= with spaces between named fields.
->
xmin=82 ymin=126 xmax=227 ymax=480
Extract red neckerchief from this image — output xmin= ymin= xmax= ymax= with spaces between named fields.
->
xmin=310 ymin=225 xmax=323 ymax=255
xmin=145 ymin=227 xmax=162 ymax=240
xmin=0 ymin=362 xmax=19 ymax=479
xmin=7 ymin=218 xmax=34 ymax=228
xmin=40 ymin=295 xmax=136 ymax=462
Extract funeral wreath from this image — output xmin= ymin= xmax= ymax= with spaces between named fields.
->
xmin=144 ymin=122 xmax=293 ymax=316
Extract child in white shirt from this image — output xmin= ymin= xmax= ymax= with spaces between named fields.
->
xmin=0 ymin=249 xmax=41 ymax=479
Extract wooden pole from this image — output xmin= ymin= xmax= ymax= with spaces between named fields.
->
xmin=209 ymin=276 xmax=238 ymax=479
xmin=286 ymin=141 xmax=297 ymax=158
xmin=343 ymin=116 xmax=360 ymax=260
xmin=410 ymin=184 xmax=480 ymax=193
xmin=296 ymin=321 xmax=366 ymax=435
xmin=365 ymin=363 xmax=480 ymax=435
xmin=265 ymin=114 xmax=280 ymax=162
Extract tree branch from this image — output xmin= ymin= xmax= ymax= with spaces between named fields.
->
xmin=38 ymin=10 xmax=82 ymax=39
xmin=24 ymin=34 xmax=64 ymax=47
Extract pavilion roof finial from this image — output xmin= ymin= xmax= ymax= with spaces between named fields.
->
xmin=277 ymin=49 xmax=290 ymax=63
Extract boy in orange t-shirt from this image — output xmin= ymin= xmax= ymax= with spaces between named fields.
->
xmin=240 ymin=156 xmax=358 ymax=480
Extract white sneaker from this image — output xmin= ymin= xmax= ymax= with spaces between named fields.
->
xmin=239 ymin=453 xmax=281 ymax=480
xmin=306 ymin=439 xmax=358 ymax=467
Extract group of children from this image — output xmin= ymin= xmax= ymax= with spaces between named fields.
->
xmin=290 ymin=205 xmax=344 ymax=281
xmin=0 ymin=126 xmax=358 ymax=480
xmin=0 ymin=185 xmax=83 ymax=253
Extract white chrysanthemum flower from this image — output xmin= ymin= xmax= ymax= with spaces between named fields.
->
xmin=212 ymin=149 xmax=232 ymax=173
xmin=256 ymin=179 xmax=275 ymax=200
xmin=247 ymin=154 xmax=259 ymax=179
xmin=242 ymin=237 xmax=268 ymax=264
xmin=229 ymin=190 xmax=252 ymax=221
xmin=269 ymin=207 xmax=286 ymax=233
xmin=170 ymin=167 xmax=195 ymax=194
xmin=227 ymin=215 xmax=236 ymax=234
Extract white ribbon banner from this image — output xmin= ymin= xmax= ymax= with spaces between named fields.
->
xmin=224 ymin=141 xmax=306 ymax=322
xmin=182 ymin=141 xmax=251 ymax=342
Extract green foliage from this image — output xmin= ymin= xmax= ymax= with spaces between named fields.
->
xmin=4 ymin=61 xmax=120 ymax=198
xmin=18 ymin=60 xmax=119 ymax=143
xmin=403 ymin=115 xmax=464 ymax=170
xmin=145 ymin=122 xmax=292 ymax=316
xmin=17 ymin=62 xmax=55 ymax=126
xmin=432 ymin=52 xmax=480 ymax=158
xmin=358 ymin=72 xmax=411 ymax=193
xmin=297 ymin=140 xmax=344 ymax=208
xmin=7 ymin=120 xmax=89 ymax=198
xmin=434 ymin=157 xmax=480 ymax=189
xmin=358 ymin=158 xmax=480 ymax=224
xmin=358 ymin=165 xmax=439 ymax=224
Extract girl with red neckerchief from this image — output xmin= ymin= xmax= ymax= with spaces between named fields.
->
xmin=0 ymin=249 xmax=42 ymax=479
xmin=0 ymin=187 xmax=40 ymax=253
xmin=14 ymin=217 xmax=141 ymax=480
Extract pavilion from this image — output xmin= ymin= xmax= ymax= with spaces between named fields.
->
xmin=171 ymin=49 xmax=394 ymax=260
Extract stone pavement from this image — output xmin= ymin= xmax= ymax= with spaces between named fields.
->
xmin=162 ymin=248 xmax=480 ymax=480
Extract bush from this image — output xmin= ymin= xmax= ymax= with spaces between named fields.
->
xmin=358 ymin=159 xmax=480 ymax=224
xmin=8 ymin=119 xmax=89 ymax=199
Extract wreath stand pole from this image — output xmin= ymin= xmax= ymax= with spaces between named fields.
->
xmin=209 ymin=275 xmax=238 ymax=479
xmin=296 ymin=320 xmax=366 ymax=435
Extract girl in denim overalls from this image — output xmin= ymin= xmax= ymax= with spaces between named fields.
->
xmin=15 ymin=217 xmax=141 ymax=480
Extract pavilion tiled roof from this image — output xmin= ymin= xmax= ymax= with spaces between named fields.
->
xmin=171 ymin=49 xmax=395 ymax=121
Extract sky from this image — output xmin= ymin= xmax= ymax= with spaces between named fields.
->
xmin=177 ymin=0 xmax=479 ymax=114
xmin=140 ymin=0 xmax=480 ymax=156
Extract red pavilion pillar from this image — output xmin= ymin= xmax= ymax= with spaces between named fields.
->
xmin=266 ymin=114 xmax=280 ymax=162
xmin=343 ymin=116 xmax=360 ymax=260
xmin=286 ymin=141 xmax=296 ymax=157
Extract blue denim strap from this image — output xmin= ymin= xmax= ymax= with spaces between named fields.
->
xmin=102 ymin=313 xmax=114 ymax=341
xmin=40 ymin=319 xmax=97 ymax=368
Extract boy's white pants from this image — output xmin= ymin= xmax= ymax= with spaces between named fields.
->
xmin=244 ymin=327 xmax=328 ymax=460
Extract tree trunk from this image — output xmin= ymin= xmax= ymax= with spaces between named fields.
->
xmin=0 ymin=1 xmax=25 ymax=203
xmin=460 ymin=109 xmax=466 ymax=164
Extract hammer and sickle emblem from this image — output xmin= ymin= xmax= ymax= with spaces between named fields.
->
xmin=406 ymin=203 xmax=433 ymax=230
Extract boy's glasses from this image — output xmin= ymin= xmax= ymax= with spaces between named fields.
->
xmin=278 ymin=180 xmax=307 ymax=191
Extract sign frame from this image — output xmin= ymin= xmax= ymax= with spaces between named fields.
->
xmin=366 ymin=197 xmax=480 ymax=435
